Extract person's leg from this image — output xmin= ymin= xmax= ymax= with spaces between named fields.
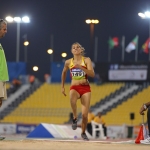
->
xmin=87 ymin=123 xmax=92 ymax=135
xmin=102 ymin=124 xmax=107 ymax=137
xmin=140 ymin=106 xmax=150 ymax=144
xmin=0 ymin=97 xmax=5 ymax=140
xmin=0 ymin=81 xmax=4 ymax=107
xmin=69 ymin=89 xmax=80 ymax=120
xmin=0 ymin=82 xmax=7 ymax=107
xmin=80 ymin=92 xmax=91 ymax=134
xmin=95 ymin=125 xmax=99 ymax=138
xmin=0 ymin=98 xmax=2 ymax=107
xmin=147 ymin=106 xmax=150 ymax=136
xmin=0 ymin=82 xmax=6 ymax=140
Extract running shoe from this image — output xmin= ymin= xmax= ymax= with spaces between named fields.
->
xmin=81 ymin=132 xmax=89 ymax=141
xmin=140 ymin=137 xmax=150 ymax=144
xmin=72 ymin=118 xmax=77 ymax=130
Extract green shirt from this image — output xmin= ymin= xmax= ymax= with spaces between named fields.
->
xmin=0 ymin=43 xmax=9 ymax=81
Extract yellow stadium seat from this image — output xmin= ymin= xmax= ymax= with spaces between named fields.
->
xmin=1 ymin=82 xmax=125 ymax=125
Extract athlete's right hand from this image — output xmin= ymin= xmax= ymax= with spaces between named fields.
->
xmin=139 ymin=106 xmax=145 ymax=115
xmin=61 ymin=87 xmax=66 ymax=96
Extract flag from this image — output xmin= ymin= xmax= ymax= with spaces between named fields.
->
xmin=142 ymin=38 xmax=150 ymax=54
xmin=125 ymin=36 xmax=138 ymax=53
xmin=108 ymin=37 xmax=119 ymax=49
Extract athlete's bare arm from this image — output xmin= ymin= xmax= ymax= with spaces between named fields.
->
xmin=61 ymin=59 xmax=70 ymax=96
xmin=74 ymin=57 xmax=95 ymax=77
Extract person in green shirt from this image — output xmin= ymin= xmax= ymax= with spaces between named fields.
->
xmin=0 ymin=19 xmax=8 ymax=140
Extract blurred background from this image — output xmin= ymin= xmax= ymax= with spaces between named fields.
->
xmin=0 ymin=0 xmax=150 ymax=140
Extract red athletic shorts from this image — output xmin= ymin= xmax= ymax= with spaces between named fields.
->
xmin=70 ymin=84 xmax=91 ymax=97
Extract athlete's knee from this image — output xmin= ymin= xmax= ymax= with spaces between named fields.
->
xmin=70 ymin=95 xmax=78 ymax=103
xmin=70 ymin=98 xmax=77 ymax=105
xmin=0 ymin=99 xmax=3 ymax=107
xmin=82 ymin=113 xmax=88 ymax=121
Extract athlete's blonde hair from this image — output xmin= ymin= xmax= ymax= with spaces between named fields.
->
xmin=71 ymin=42 xmax=85 ymax=56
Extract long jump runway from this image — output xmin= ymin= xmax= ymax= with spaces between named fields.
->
xmin=0 ymin=137 xmax=149 ymax=150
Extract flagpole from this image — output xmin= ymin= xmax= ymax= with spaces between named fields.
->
xmin=108 ymin=46 xmax=111 ymax=62
xmin=121 ymin=36 xmax=125 ymax=62
xmin=148 ymin=18 xmax=150 ymax=61
xmin=94 ymin=36 xmax=98 ymax=62
xmin=135 ymin=35 xmax=139 ymax=62
xmin=108 ymin=36 xmax=111 ymax=62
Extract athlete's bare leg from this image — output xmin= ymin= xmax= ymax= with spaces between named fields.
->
xmin=80 ymin=92 xmax=91 ymax=133
xmin=70 ymin=90 xmax=80 ymax=119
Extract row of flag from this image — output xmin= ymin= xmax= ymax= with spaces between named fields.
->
xmin=108 ymin=36 xmax=150 ymax=54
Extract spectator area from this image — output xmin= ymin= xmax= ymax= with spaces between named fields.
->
xmin=1 ymin=82 xmax=124 ymax=125
xmin=104 ymin=86 xmax=150 ymax=126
